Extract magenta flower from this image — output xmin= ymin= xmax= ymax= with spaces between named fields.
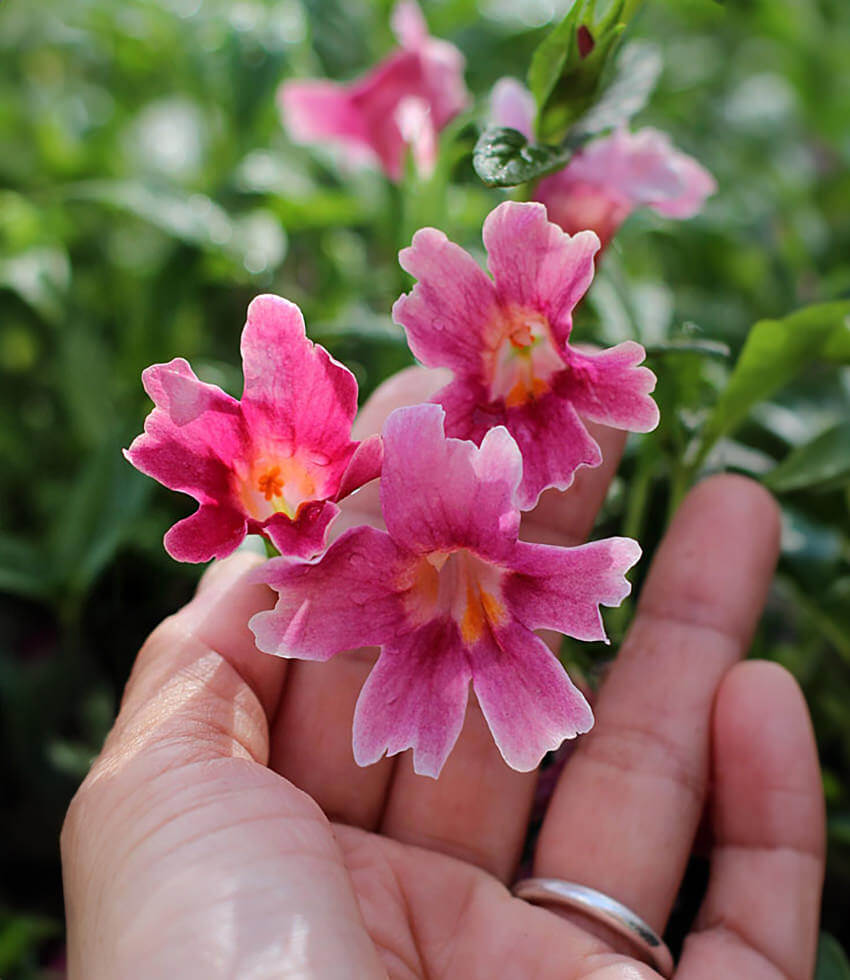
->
xmin=490 ymin=78 xmax=716 ymax=246
xmin=251 ymin=404 xmax=640 ymax=778
xmin=125 ymin=294 xmax=381 ymax=563
xmin=279 ymin=0 xmax=468 ymax=182
xmin=392 ymin=201 xmax=659 ymax=509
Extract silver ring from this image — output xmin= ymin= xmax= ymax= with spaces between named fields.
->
xmin=512 ymin=878 xmax=674 ymax=978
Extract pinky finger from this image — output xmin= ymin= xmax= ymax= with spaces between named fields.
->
xmin=676 ymin=661 xmax=825 ymax=980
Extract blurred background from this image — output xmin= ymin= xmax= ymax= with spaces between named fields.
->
xmin=1 ymin=0 xmax=849 ymax=974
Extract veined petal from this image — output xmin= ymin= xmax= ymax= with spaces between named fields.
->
xmin=334 ymin=433 xmax=384 ymax=501
xmin=482 ymin=201 xmax=600 ymax=347
xmin=394 ymin=227 xmax=499 ymax=375
xmin=506 ymin=538 xmax=642 ymax=642
xmin=240 ymin=295 xmax=359 ymax=489
xmin=504 ymin=394 xmax=602 ymax=510
xmin=250 ymin=525 xmax=408 ymax=661
xmin=490 ymin=77 xmax=535 ymax=140
xmin=353 ymin=618 xmax=471 ymax=778
xmin=380 ymin=404 xmax=522 ymax=559
xmin=560 ymin=341 xmax=660 ymax=433
xmin=469 ymin=622 xmax=593 ymax=772
xmin=163 ymin=504 xmax=247 ymax=563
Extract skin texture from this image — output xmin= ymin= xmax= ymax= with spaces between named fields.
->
xmin=62 ymin=367 xmax=826 ymax=979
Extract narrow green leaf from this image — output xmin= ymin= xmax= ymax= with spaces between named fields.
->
xmin=472 ymin=127 xmax=573 ymax=188
xmin=527 ymin=0 xmax=587 ymax=115
xmin=816 ymin=933 xmax=850 ymax=980
xmin=764 ymin=422 xmax=850 ymax=493
xmin=696 ymin=301 xmax=850 ymax=466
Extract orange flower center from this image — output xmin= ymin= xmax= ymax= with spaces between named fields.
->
xmin=402 ymin=548 xmax=508 ymax=645
xmin=238 ymin=455 xmax=318 ymax=522
xmin=486 ymin=307 xmax=564 ymax=408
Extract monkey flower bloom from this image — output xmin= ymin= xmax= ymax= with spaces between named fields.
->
xmin=279 ymin=0 xmax=468 ymax=182
xmin=251 ymin=404 xmax=640 ymax=778
xmin=393 ymin=201 xmax=659 ymax=509
xmin=125 ymin=295 xmax=381 ymax=563
xmin=491 ymin=78 xmax=716 ymax=246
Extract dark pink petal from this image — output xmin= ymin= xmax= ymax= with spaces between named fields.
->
xmin=240 ymin=294 xmax=359 ymax=489
xmin=250 ymin=526 xmax=408 ymax=661
xmin=353 ymin=618 xmax=471 ymax=778
xmin=504 ymin=394 xmax=602 ymax=509
xmin=431 ymin=376 xmax=494 ymax=443
xmin=394 ymin=228 xmax=499 ymax=376
xmin=469 ymin=623 xmax=593 ymax=771
xmin=380 ymin=404 xmax=521 ymax=559
xmin=125 ymin=360 xmax=244 ymax=504
xmin=334 ymin=434 xmax=384 ymax=501
xmin=490 ymin=77 xmax=535 ymax=140
xmin=262 ymin=500 xmax=339 ymax=560
xmin=163 ymin=504 xmax=247 ymax=563
xmin=561 ymin=341 xmax=660 ymax=432
xmin=482 ymin=201 xmax=600 ymax=346
xmin=505 ymin=537 xmax=642 ymax=642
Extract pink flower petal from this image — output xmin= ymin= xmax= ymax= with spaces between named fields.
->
xmin=504 ymin=394 xmax=602 ymax=509
xmin=263 ymin=500 xmax=339 ymax=560
xmin=353 ymin=618 xmax=471 ymax=778
xmin=482 ymin=201 xmax=600 ymax=346
xmin=241 ymin=294 xmax=359 ymax=489
xmin=652 ymin=151 xmax=717 ymax=218
xmin=391 ymin=0 xmax=429 ymax=49
xmin=250 ymin=526 xmax=408 ymax=661
xmin=279 ymin=80 xmax=376 ymax=165
xmin=490 ymin=77 xmax=536 ymax=140
xmin=394 ymin=227 xmax=499 ymax=376
xmin=334 ymin=433 xmax=384 ymax=501
xmin=163 ymin=504 xmax=247 ymax=563
xmin=380 ymin=404 xmax=522 ymax=559
xmin=469 ymin=622 xmax=593 ymax=772
xmin=562 ymin=341 xmax=660 ymax=433
xmin=506 ymin=538 xmax=642 ymax=642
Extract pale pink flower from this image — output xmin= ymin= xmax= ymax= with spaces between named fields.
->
xmin=392 ymin=201 xmax=659 ymax=509
xmin=280 ymin=0 xmax=468 ymax=181
xmin=125 ymin=295 xmax=381 ymax=563
xmin=251 ymin=403 xmax=640 ymax=777
xmin=490 ymin=78 xmax=716 ymax=245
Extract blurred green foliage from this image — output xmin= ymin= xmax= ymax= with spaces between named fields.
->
xmin=1 ymin=0 xmax=849 ymax=974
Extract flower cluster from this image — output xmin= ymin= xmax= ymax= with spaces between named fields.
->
xmin=127 ymin=9 xmax=718 ymax=777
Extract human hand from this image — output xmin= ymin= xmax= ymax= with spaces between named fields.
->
xmin=62 ymin=368 xmax=825 ymax=979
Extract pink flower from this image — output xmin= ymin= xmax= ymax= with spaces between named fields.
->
xmin=536 ymin=128 xmax=717 ymax=246
xmin=251 ymin=403 xmax=640 ymax=777
xmin=125 ymin=295 xmax=381 ymax=563
xmin=489 ymin=78 xmax=716 ymax=246
xmin=279 ymin=0 xmax=468 ymax=182
xmin=392 ymin=200 xmax=659 ymax=509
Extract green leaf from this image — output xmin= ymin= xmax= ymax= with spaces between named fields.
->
xmin=472 ymin=127 xmax=573 ymax=188
xmin=527 ymin=0 xmax=628 ymax=143
xmin=567 ymin=41 xmax=663 ymax=143
xmin=644 ymin=338 xmax=731 ymax=359
xmin=49 ymin=440 xmax=152 ymax=599
xmin=764 ymin=422 xmax=850 ymax=493
xmin=816 ymin=933 xmax=850 ymax=980
xmin=695 ymin=301 xmax=850 ymax=468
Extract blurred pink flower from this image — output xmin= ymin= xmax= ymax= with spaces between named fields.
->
xmin=490 ymin=78 xmax=716 ymax=246
xmin=125 ymin=295 xmax=381 ymax=563
xmin=392 ymin=201 xmax=659 ymax=509
xmin=279 ymin=0 xmax=468 ymax=181
xmin=251 ymin=404 xmax=640 ymax=777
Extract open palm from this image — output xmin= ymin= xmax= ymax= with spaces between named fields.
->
xmin=62 ymin=369 xmax=824 ymax=979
